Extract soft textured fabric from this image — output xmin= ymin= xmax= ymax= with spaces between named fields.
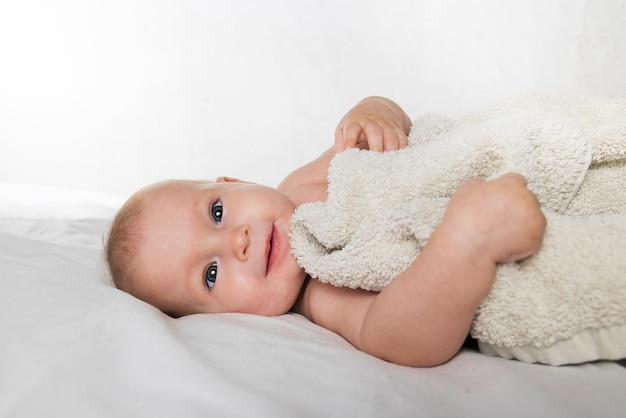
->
xmin=290 ymin=95 xmax=626 ymax=365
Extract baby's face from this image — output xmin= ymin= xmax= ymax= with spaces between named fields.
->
xmin=132 ymin=179 xmax=306 ymax=317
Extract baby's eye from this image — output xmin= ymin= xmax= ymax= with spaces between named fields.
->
xmin=205 ymin=262 xmax=218 ymax=290
xmin=211 ymin=199 xmax=223 ymax=224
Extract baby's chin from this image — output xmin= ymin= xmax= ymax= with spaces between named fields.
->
xmin=257 ymin=279 xmax=307 ymax=317
xmin=253 ymin=298 xmax=297 ymax=317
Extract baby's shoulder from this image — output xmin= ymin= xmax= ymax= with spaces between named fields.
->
xmin=283 ymin=183 xmax=328 ymax=207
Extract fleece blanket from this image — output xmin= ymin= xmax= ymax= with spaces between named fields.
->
xmin=290 ymin=95 xmax=626 ymax=365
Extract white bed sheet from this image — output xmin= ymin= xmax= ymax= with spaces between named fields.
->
xmin=1 ymin=184 xmax=625 ymax=418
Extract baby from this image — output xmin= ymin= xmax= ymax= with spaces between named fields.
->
xmin=106 ymin=96 xmax=546 ymax=367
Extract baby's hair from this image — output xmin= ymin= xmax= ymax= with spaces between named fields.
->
xmin=105 ymin=193 xmax=145 ymax=293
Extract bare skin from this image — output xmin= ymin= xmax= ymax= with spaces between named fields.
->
xmin=128 ymin=96 xmax=546 ymax=367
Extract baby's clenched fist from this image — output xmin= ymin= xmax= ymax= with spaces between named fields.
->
xmin=441 ymin=173 xmax=547 ymax=264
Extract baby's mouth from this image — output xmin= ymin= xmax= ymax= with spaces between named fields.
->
xmin=266 ymin=226 xmax=277 ymax=275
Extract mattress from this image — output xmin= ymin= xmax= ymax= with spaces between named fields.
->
xmin=1 ymin=182 xmax=624 ymax=417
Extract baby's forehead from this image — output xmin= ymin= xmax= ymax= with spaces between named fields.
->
xmin=136 ymin=179 xmax=220 ymax=224
xmin=146 ymin=179 xmax=215 ymax=193
xmin=136 ymin=179 xmax=215 ymax=203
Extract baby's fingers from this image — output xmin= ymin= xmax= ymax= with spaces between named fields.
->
xmin=365 ymin=121 xmax=409 ymax=152
xmin=335 ymin=122 xmax=362 ymax=152
xmin=496 ymin=172 xmax=528 ymax=187
xmin=335 ymin=120 xmax=408 ymax=153
xmin=362 ymin=121 xmax=385 ymax=152
xmin=395 ymin=126 xmax=409 ymax=149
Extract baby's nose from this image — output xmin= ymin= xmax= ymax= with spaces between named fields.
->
xmin=231 ymin=225 xmax=251 ymax=261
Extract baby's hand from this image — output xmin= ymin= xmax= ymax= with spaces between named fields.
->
xmin=441 ymin=173 xmax=547 ymax=264
xmin=335 ymin=97 xmax=411 ymax=153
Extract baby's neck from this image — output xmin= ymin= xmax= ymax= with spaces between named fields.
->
xmin=290 ymin=275 xmax=312 ymax=318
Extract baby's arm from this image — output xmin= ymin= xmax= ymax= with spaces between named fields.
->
xmin=301 ymin=173 xmax=546 ymax=367
xmin=278 ymin=96 xmax=411 ymax=195
xmin=360 ymin=174 xmax=545 ymax=366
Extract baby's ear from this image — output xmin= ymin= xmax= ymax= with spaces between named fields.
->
xmin=216 ymin=176 xmax=252 ymax=184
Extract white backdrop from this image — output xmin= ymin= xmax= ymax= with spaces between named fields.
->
xmin=1 ymin=0 xmax=625 ymax=198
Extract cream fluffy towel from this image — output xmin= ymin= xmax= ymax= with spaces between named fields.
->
xmin=290 ymin=95 xmax=626 ymax=365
